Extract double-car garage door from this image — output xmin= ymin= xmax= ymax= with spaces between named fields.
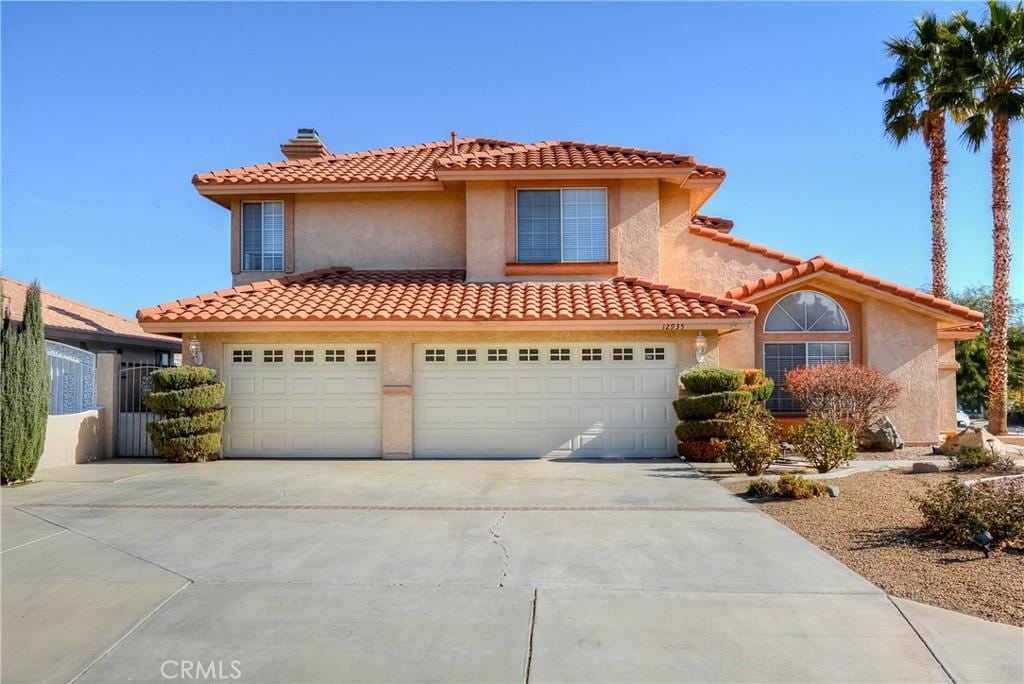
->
xmin=224 ymin=342 xmax=677 ymax=459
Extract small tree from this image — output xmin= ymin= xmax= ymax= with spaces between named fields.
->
xmin=785 ymin=364 xmax=900 ymax=437
xmin=145 ymin=367 xmax=225 ymax=462
xmin=723 ymin=403 xmax=782 ymax=475
xmin=1 ymin=282 xmax=51 ymax=483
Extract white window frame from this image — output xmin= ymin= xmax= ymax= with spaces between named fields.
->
xmin=241 ymin=200 xmax=285 ymax=272
xmin=763 ymin=341 xmax=852 ymax=414
xmin=763 ymin=290 xmax=850 ymax=334
xmin=515 ymin=187 xmax=609 ymax=263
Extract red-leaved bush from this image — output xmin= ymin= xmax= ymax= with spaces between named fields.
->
xmin=784 ymin=364 xmax=900 ymax=437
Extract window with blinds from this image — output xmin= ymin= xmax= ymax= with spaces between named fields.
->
xmin=764 ymin=342 xmax=851 ymax=413
xmin=242 ymin=201 xmax=284 ymax=271
xmin=516 ymin=189 xmax=608 ymax=263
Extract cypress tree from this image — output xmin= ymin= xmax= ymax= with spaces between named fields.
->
xmin=1 ymin=282 xmax=51 ymax=483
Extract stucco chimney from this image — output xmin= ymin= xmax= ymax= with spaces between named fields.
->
xmin=281 ymin=128 xmax=330 ymax=160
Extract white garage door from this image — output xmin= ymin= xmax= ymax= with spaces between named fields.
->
xmin=223 ymin=344 xmax=381 ymax=458
xmin=414 ymin=343 xmax=678 ymax=458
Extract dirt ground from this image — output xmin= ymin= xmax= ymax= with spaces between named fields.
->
xmin=727 ymin=470 xmax=1024 ymax=627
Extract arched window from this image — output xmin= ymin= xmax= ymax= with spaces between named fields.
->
xmin=764 ymin=291 xmax=849 ymax=333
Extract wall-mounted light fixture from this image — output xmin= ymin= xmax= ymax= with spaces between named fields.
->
xmin=188 ymin=335 xmax=204 ymax=366
xmin=695 ymin=332 xmax=707 ymax=364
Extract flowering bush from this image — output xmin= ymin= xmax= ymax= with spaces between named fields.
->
xmin=784 ymin=364 xmax=899 ymax=437
xmin=788 ymin=417 xmax=857 ymax=473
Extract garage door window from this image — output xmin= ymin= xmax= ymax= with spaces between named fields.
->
xmin=232 ymin=350 xmax=252 ymax=363
xmin=613 ymin=347 xmax=633 ymax=361
xmin=294 ymin=349 xmax=314 ymax=363
xmin=456 ymin=349 xmax=477 ymax=362
xmin=325 ymin=349 xmax=345 ymax=363
xmin=518 ymin=348 xmax=539 ymax=362
xmin=487 ymin=349 xmax=508 ymax=362
xmin=582 ymin=348 xmax=602 ymax=361
xmin=644 ymin=347 xmax=665 ymax=361
xmin=550 ymin=348 xmax=570 ymax=362
xmin=425 ymin=349 xmax=445 ymax=362
xmin=263 ymin=350 xmax=283 ymax=363
xmin=356 ymin=349 xmax=377 ymax=363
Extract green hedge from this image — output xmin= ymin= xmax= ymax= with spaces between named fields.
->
xmin=147 ymin=409 xmax=225 ymax=442
xmin=673 ymin=391 xmax=752 ymax=421
xmin=153 ymin=432 xmax=223 ymax=463
xmin=680 ymin=368 xmax=743 ymax=395
xmin=145 ymin=384 xmax=225 ymax=417
xmin=151 ymin=366 xmax=219 ymax=391
xmin=740 ymin=369 xmax=775 ymax=403
xmin=675 ymin=419 xmax=736 ymax=441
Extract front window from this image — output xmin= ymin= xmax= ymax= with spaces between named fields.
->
xmin=242 ymin=200 xmax=284 ymax=271
xmin=765 ymin=342 xmax=851 ymax=412
xmin=764 ymin=291 xmax=849 ymax=332
xmin=516 ymin=188 xmax=608 ymax=263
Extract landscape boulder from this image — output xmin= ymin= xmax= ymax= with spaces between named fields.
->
xmin=862 ymin=416 xmax=903 ymax=451
xmin=939 ymin=427 xmax=1008 ymax=455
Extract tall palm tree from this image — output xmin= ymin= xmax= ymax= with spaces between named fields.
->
xmin=880 ymin=13 xmax=959 ymax=299
xmin=952 ymin=1 xmax=1024 ymax=434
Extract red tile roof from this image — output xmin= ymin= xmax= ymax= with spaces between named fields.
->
xmin=724 ymin=257 xmax=984 ymax=322
xmin=688 ymin=224 xmax=805 ymax=266
xmin=137 ymin=268 xmax=756 ymax=325
xmin=193 ymin=138 xmax=725 ymax=187
xmin=689 ymin=215 xmax=734 ymax=233
xmin=2 ymin=276 xmax=179 ymax=345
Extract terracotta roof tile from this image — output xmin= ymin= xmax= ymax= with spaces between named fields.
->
xmin=2 ymin=276 xmax=179 ymax=346
xmin=138 ymin=269 xmax=756 ymax=326
xmin=689 ymin=214 xmax=734 ymax=233
xmin=724 ymin=257 xmax=984 ymax=323
xmin=193 ymin=138 xmax=725 ymax=187
xmin=688 ymin=225 xmax=805 ymax=265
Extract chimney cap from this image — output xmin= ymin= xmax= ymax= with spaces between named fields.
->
xmin=296 ymin=128 xmax=320 ymax=140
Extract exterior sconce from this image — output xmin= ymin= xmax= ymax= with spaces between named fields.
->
xmin=188 ymin=335 xmax=204 ymax=366
xmin=695 ymin=332 xmax=707 ymax=364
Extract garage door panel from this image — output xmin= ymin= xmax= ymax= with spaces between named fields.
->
xmin=414 ymin=343 xmax=677 ymax=459
xmin=224 ymin=345 xmax=381 ymax=458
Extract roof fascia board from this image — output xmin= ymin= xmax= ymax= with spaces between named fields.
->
xmin=195 ymin=181 xmax=446 ymax=196
xmin=434 ymin=168 xmax=693 ymax=181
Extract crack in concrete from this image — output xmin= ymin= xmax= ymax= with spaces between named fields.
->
xmin=489 ymin=511 xmax=511 ymax=588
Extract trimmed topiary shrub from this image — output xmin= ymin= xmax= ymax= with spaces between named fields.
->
xmin=677 ymin=438 xmax=728 ymax=462
xmin=776 ymin=473 xmax=828 ymax=499
xmin=680 ymin=367 xmax=743 ymax=395
xmin=145 ymin=366 xmax=225 ymax=463
xmin=675 ymin=419 xmax=735 ymax=441
xmin=1 ymin=281 xmax=50 ymax=484
xmin=673 ymin=391 xmax=753 ymax=420
xmin=722 ymin=403 xmax=782 ymax=475
xmin=739 ymin=369 xmax=775 ymax=403
xmin=788 ymin=417 xmax=857 ymax=473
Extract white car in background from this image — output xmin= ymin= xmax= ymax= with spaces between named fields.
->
xmin=956 ymin=407 xmax=971 ymax=429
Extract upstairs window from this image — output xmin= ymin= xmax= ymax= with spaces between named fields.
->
xmin=764 ymin=291 xmax=849 ymax=333
xmin=242 ymin=200 xmax=284 ymax=271
xmin=516 ymin=189 xmax=608 ymax=263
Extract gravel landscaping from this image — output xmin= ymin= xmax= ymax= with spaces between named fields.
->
xmin=727 ymin=470 xmax=1024 ymax=627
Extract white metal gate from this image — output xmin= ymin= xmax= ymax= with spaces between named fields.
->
xmin=117 ymin=364 xmax=166 ymax=457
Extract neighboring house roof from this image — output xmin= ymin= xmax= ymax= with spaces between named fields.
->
xmin=689 ymin=215 xmax=734 ymax=233
xmin=192 ymin=138 xmax=726 ymax=188
xmin=1 ymin=276 xmax=180 ymax=347
xmin=723 ymin=257 xmax=984 ymax=323
xmin=137 ymin=268 xmax=756 ymax=326
xmin=688 ymin=224 xmax=804 ymax=265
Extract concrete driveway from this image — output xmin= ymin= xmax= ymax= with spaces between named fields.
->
xmin=2 ymin=459 xmax=1021 ymax=683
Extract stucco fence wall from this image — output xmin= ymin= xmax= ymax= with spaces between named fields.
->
xmin=35 ymin=352 xmax=118 ymax=472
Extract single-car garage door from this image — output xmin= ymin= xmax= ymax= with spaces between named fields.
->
xmin=414 ymin=343 xmax=677 ymax=458
xmin=223 ymin=344 xmax=381 ymax=458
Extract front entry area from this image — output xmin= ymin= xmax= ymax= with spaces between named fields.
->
xmin=223 ymin=344 xmax=382 ymax=457
xmin=413 ymin=343 xmax=678 ymax=458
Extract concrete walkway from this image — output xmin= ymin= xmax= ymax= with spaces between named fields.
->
xmin=2 ymin=459 xmax=1021 ymax=683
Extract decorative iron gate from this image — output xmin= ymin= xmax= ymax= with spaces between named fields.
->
xmin=117 ymin=363 xmax=168 ymax=457
xmin=46 ymin=341 xmax=97 ymax=415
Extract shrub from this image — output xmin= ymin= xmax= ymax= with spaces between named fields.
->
xmin=746 ymin=478 xmax=779 ymax=497
xmin=914 ymin=478 xmax=1024 ymax=545
xmin=677 ymin=439 xmax=728 ymax=462
xmin=777 ymin=473 xmax=828 ymax=499
xmin=788 ymin=417 xmax=857 ymax=473
xmin=145 ymin=367 xmax=224 ymax=463
xmin=785 ymin=364 xmax=900 ymax=437
xmin=680 ymin=367 xmax=743 ymax=395
xmin=739 ymin=369 xmax=775 ymax=403
xmin=145 ymin=384 xmax=225 ymax=417
xmin=673 ymin=391 xmax=753 ymax=420
xmin=675 ymin=419 xmax=735 ymax=441
xmin=1 ymin=282 xmax=50 ymax=484
xmin=151 ymin=366 xmax=218 ymax=391
xmin=723 ymin=403 xmax=782 ymax=475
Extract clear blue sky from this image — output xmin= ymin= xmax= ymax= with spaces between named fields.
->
xmin=2 ymin=1 xmax=1019 ymax=318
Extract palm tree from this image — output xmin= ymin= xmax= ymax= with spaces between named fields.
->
xmin=952 ymin=1 xmax=1024 ymax=434
xmin=880 ymin=13 xmax=959 ymax=299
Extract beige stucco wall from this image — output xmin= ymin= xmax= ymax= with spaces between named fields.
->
xmin=937 ymin=339 xmax=959 ymax=435
xmin=37 ymin=409 xmax=106 ymax=470
xmin=659 ymin=227 xmax=796 ymax=294
xmin=862 ymin=298 xmax=941 ymax=444
xmin=185 ymin=328 xmax=710 ymax=458
xmin=465 ymin=182 xmax=506 ymax=282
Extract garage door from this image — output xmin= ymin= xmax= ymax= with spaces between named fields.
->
xmin=414 ymin=343 xmax=677 ymax=458
xmin=223 ymin=344 xmax=381 ymax=458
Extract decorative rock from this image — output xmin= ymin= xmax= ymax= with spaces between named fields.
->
xmin=863 ymin=416 xmax=904 ymax=451
xmin=912 ymin=462 xmax=941 ymax=474
xmin=940 ymin=427 xmax=1008 ymax=455
xmin=827 ymin=485 xmax=840 ymax=497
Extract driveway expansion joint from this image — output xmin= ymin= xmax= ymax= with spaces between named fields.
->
xmin=888 ymin=594 xmax=957 ymax=683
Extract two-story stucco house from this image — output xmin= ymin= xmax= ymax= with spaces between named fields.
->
xmin=138 ymin=130 xmax=983 ymax=459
